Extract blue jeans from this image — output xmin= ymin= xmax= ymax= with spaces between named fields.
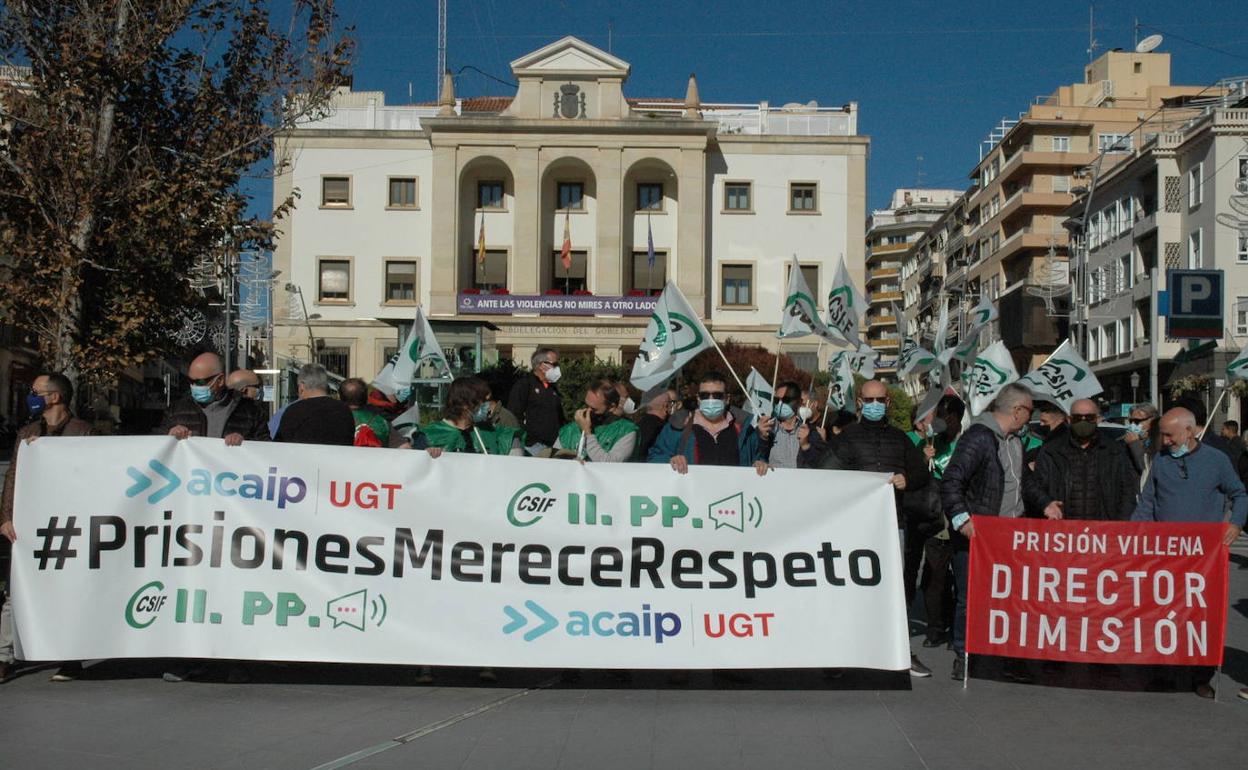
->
xmin=951 ymin=549 xmax=969 ymax=655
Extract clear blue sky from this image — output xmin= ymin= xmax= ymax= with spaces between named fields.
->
xmin=257 ymin=0 xmax=1247 ymax=215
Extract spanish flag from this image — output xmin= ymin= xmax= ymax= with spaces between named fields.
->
xmin=560 ymin=208 xmax=572 ymax=270
xmin=476 ymin=212 xmax=486 ymax=264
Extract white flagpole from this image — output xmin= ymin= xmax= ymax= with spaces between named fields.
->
xmin=769 ymin=339 xmax=783 ymax=411
xmin=472 ymin=426 xmax=490 ymax=455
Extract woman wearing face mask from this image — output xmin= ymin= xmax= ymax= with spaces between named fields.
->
xmin=757 ymin=381 xmax=825 ymax=469
xmin=553 ymin=379 xmax=638 ymax=462
xmin=413 ymin=376 xmax=526 ymax=458
xmin=1123 ymin=401 xmax=1160 ymax=482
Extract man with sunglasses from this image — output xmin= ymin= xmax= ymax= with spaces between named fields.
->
xmin=226 ymin=369 xmax=263 ymax=401
xmin=158 ymin=352 xmax=269 ymax=445
xmin=1023 ymin=399 xmax=1138 ymax=522
xmin=507 ymin=348 xmax=565 ymax=455
xmin=1133 ymin=407 xmax=1245 ymax=698
xmin=648 ymin=371 xmax=766 ymax=475
xmin=758 ymin=381 xmax=825 ymax=469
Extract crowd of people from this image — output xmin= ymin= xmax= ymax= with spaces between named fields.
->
xmin=1 ymin=347 xmax=1245 ymax=698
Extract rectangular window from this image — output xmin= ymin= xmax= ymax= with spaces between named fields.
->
xmin=1052 ymin=136 xmax=1070 ymax=152
xmin=725 ymin=182 xmax=752 ymax=211
xmin=789 ymin=183 xmax=817 ymax=212
xmin=786 ymin=263 xmax=819 ymax=300
xmin=321 ymin=176 xmax=351 ymax=207
xmin=317 ymin=259 xmax=350 ymax=302
xmin=388 ymin=177 xmax=417 ymax=208
xmin=317 ymin=346 xmax=350 ymax=379
xmin=474 ymin=249 xmax=507 ymax=291
xmin=478 ymin=181 xmax=504 ymax=209
xmin=1189 ymin=229 xmax=1203 ymax=268
xmin=1120 ymin=255 xmax=1132 ymax=290
xmin=631 ymin=251 xmax=667 ymax=292
xmin=552 ymin=250 xmax=588 ymax=292
xmin=721 ymin=264 xmax=753 ymax=306
xmin=1238 ymin=296 xmax=1248 ymax=336
xmin=1189 ymin=163 xmax=1203 ymax=208
xmin=558 ymin=182 xmax=584 ymax=210
xmin=1099 ymin=133 xmax=1131 ymax=153
xmin=637 ymin=183 xmax=663 ymax=211
xmin=384 ymin=260 xmax=417 ymax=303
xmin=1052 ymin=175 xmax=1070 ymax=193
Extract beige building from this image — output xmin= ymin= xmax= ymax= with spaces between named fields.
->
xmin=271 ymin=37 xmax=867 ymax=380
xmin=908 ymin=50 xmax=1213 ymax=375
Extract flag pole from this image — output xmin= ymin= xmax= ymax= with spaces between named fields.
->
xmin=707 ymin=337 xmax=750 ymax=403
xmin=769 ymin=338 xmax=783 ymax=411
xmin=1197 ymin=386 xmax=1230 ymax=440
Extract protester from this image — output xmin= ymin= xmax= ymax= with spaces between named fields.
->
xmin=1023 ymin=401 xmax=1063 ymax=466
xmin=1132 ymin=407 xmax=1245 ymax=698
xmin=831 ymin=379 xmax=931 ymax=677
xmin=633 ymin=386 xmax=677 ymax=461
xmin=1123 ymin=401 xmax=1160 ymax=481
xmin=507 ymin=348 xmax=565 ymax=453
xmin=1177 ymin=396 xmax=1248 ymax=489
xmin=941 ymin=383 xmax=1034 ymax=682
xmin=648 ymin=371 xmax=767 ymax=475
xmin=415 ymin=376 xmax=525 ymax=457
xmin=553 ymin=379 xmax=638 ymax=462
xmin=0 ymin=373 xmax=92 ymax=684
xmin=274 ymin=364 xmax=354 ymax=446
xmin=1221 ymin=419 xmax=1239 ymax=443
xmin=340 ymin=377 xmax=391 ymax=447
xmin=160 ymin=352 xmax=269 ymax=444
xmin=904 ymin=394 xmax=964 ymax=649
xmin=226 ymin=369 xmax=262 ymax=401
xmin=1023 ymin=398 xmax=1138 ymax=521
xmin=757 ymin=381 xmax=825 ymax=469
xmin=480 ymin=373 xmax=521 ymax=431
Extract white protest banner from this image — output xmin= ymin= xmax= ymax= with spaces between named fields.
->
xmin=12 ymin=438 xmax=909 ymax=671
xmin=963 ymin=341 xmax=1019 ymax=416
xmin=1017 ymin=340 xmax=1103 ymax=413
xmin=631 ymin=282 xmax=715 ymax=391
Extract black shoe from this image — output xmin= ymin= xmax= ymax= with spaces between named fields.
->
xmin=162 ymin=665 xmax=207 ymax=683
xmin=909 ymin=655 xmax=932 ymax=678
xmin=1195 ymin=682 xmax=1215 ymax=699
xmin=951 ymin=657 xmax=966 ymax=682
xmin=1002 ymin=661 xmax=1034 ymax=685
xmin=0 ymin=662 xmax=12 ymax=683
xmin=922 ymin=634 xmax=947 ymax=648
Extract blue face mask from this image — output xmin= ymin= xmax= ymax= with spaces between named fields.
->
xmin=698 ymin=398 xmax=726 ymax=420
xmin=1170 ymin=442 xmax=1191 ymax=459
xmin=773 ymin=402 xmax=795 ymax=421
xmin=190 ymin=384 xmax=215 ymax=405
xmin=25 ymin=393 xmax=46 ymax=418
xmin=472 ymin=402 xmax=492 ymax=423
xmin=1127 ymin=422 xmax=1145 ymax=436
xmin=396 ymin=386 xmax=412 ymax=403
xmin=862 ymin=402 xmax=887 ymax=422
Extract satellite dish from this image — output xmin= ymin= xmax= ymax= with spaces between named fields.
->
xmin=1136 ymin=34 xmax=1163 ymax=54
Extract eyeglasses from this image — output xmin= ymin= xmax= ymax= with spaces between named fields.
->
xmin=1128 ymin=417 xmax=1150 ymax=425
xmin=779 ymin=393 xmax=800 ymax=404
xmin=540 ymin=360 xmax=558 ymax=368
xmin=189 ymin=374 xmax=221 ymax=386
xmin=860 ymin=396 xmax=887 ymax=404
xmin=1070 ymin=414 xmax=1098 ymax=423
xmin=698 ymin=391 xmax=726 ymax=400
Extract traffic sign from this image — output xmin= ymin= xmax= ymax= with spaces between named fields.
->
xmin=1165 ymin=269 xmax=1223 ymax=339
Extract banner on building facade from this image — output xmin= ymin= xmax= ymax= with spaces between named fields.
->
xmin=12 ymin=438 xmax=910 ymax=670
xmin=457 ymin=293 xmax=657 ymax=316
xmin=966 ymin=517 xmax=1228 ymax=666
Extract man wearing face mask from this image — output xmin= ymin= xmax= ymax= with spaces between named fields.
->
xmin=941 ymin=383 xmax=1034 ymax=682
xmin=507 ymin=348 xmax=566 ymax=454
xmin=633 ymin=386 xmax=677 ymax=462
xmin=159 ymin=352 xmax=269 ymax=445
xmin=1133 ymin=407 xmax=1245 ymax=698
xmin=1023 ymin=399 xmax=1138 ymax=521
xmin=832 ymin=378 xmax=932 ymax=677
xmin=648 ymin=371 xmax=767 ymax=475
xmin=0 ymin=373 xmax=92 ymax=684
xmin=554 ymin=379 xmax=638 ymax=462
xmin=757 ymin=381 xmax=825 ymax=469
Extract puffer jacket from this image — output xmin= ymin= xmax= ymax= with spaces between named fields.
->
xmin=941 ymin=422 xmax=1004 ymax=551
xmin=834 ymin=419 xmax=930 ymax=527
xmin=157 ymin=391 xmax=270 ymax=441
xmin=1023 ymin=430 xmax=1138 ymax=520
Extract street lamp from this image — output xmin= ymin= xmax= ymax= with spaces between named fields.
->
xmin=1129 ymin=371 xmax=1140 ymax=404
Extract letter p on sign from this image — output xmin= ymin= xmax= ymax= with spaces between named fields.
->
xmin=1180 ymin=275 xmax=1213 ymax=313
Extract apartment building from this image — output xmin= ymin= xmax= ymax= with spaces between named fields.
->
xmin=866 ymin=189 xmax=960 ymax=374
xmin=270 ymin=36 xmax=867 ymax=380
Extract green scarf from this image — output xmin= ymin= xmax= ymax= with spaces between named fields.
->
xmin=420 ymin=420 xmax=525 ymax=455
xmin=558 ymin=418 xmax=639 ymax=455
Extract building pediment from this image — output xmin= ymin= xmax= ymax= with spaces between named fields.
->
xmin=510 ymin=36 xmax=630 ymax=80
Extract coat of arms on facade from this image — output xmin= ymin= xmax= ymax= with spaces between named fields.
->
xmin=554 ymin=83 xmax=587 ymax=119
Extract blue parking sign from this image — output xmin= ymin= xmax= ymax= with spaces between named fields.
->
xmin=1166 ymin=269 xmax=1223 ymax=339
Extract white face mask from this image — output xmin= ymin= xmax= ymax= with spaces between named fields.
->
xmin=544 ymin=365 xmax=562 ymax=384
xmin=798 ymin=406 xmax=813 ymax=422
xmin=622 ymin=397 xmax=637 ymax=415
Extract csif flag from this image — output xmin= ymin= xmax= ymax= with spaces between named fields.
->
xmin=630 ymin=281 xmax=714 ymax=391
xmin=390 ymin=306 xmax=453 ymax=390
xmin=963 ymin=341 xmax=1019 ymax=416
xmin=825 ymin=254 xmax=866 ymax=347
xmin=743 ymin=367 xmax=774 ymax=418
xmin=1229 ymin=352 xmax=1248 ymax=381
xmin=848 ymin=342 xmax=878 ymax=379
xmin=897 ymin=337 xmax=938 ymax=379
xmin=779 ymin=255 xmax=829 ymax=339
xmin=827 ymin=350 xmax=855 ymax=411
xmin=1017 ymin=339 xmax=1102 ymax=413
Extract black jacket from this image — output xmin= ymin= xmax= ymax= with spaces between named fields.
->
xmin=1201 ymin=434 xmax=1248 ymax=490
xmin=834 ymin=419 xmax=930 ymax=527
xmin=507 ymin=373 xmax=564 ymax=446
xmin=1022 ymin=431 xmax=1138 ymax=520
xmin=941 ymin=422 xmax=1003 ymax=551
xmin=157 ymin=391 xmax=270 ymax=441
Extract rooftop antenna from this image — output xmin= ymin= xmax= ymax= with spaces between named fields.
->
xmin=915 ymin=154 xmax=926 ymax=187
xmin=1136 ymin=33 xmax=1163 ymax=54
xmin=437 ymin=0 xmax=447 ymax=100
xmin=608 ymin=20 xmax=613 ymax=53
xmin=1087 ymin=5 xmax=1098 ymax=62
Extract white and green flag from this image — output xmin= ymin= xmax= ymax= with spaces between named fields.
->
xmin=932 ymin=299 xmax=951 ymax=357
xmin=371 ymin=352 xmax=401 ymax=397
xmin=827 ymin=350 xmax=855 ymax=411
xmin=1229 ymin=352 xmax=1248 ymax=381
xmin=779 ymin=255 xmax=828 ymax=339
xmin=963 ymin=341 xmax=1019 ymax=416
xmin=390 ymin=306 xmax=453 ymax=390
xmin=826 ymin=254 xmax=866 ymax=347
xmin=967 ymin=291 xmax=998 ymax=333
xmin=743 ymin=367 xmax=775 ymax=417
xmin=1018 ymin=340 xmax=1102 ymax=413
xmin=631 ymin=281 xmax=715 ymax=391
xmin=897 ymin=338 xmax=938 ymax=379
xmin=848 ymin=342 xmax=878 ymax=380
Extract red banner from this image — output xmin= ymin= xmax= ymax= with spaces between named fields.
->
xmin=966 ymin=518 xmax=1228 ymax=665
